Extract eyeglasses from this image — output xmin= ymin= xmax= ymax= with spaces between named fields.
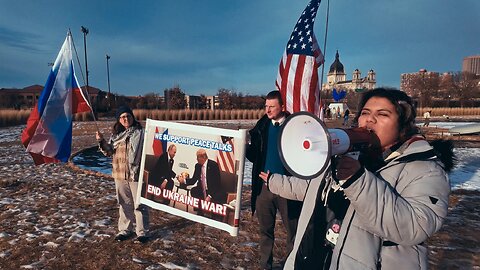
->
xmin=119 ymin=114 xmax=132 ymax=120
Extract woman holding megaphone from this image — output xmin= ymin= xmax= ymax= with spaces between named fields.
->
xmin=261 ymin=88 xmax=454 ymax=270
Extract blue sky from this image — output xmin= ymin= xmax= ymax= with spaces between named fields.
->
xmin=0 ymin=0 xmax=479 ymax=96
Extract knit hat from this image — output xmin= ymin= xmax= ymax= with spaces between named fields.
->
xmin=115 ymin=105 xmax=134 ymax=120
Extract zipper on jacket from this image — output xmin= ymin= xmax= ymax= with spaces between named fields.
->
xmin=335 ymin=211 xmax=356 ymax=269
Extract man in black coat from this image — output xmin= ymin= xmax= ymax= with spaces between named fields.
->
xmin=246 ymin=90 xmax=302 ymax=270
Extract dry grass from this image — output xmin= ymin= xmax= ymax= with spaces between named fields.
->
xmin=0 ymin=109 xmax=31 ymax=127
xmin=418 ymin=107 xmax=480 ymax=117
xmin=2 ymin=107 xmax=478 ymax=128
xmin=0 ymin=109 xmax=95 ymax=128
xmin=132 ymin=109 xmax=264 ymax=121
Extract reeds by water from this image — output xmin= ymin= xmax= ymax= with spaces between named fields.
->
xmin=2 ymin=107 xmax=479 ymax=128
xmin=417 ymin=107 xmax=480 ymax=117
xmin=132 ymin=109 xmax=264 ymax=121
xmin=0 ymin=109 xmax=31 ymax=127
xmin=0 ymin=109 xmax=94 ymax=127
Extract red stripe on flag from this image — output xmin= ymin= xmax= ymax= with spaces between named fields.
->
xmin=30 ymin=152 xmax=60 ymax=165
xmin=152 ymin=127 xmax=163 ymax=156
xmin=217 ymin=137 xmax=235 ymax=174
xmin=280 ymin=54 xmax=292 ymax=111
xmin=21 ymin=104 xmax=40 ymax=148
xmin=308 ymin=67 xmax=318 ymax=112
xmin=72 ymin=88 xmax=92 ymax=114
xmin=292 ymin=55 xmax=306 ymax=112
xmin=21 ymin=105 xmax=60 ymax=165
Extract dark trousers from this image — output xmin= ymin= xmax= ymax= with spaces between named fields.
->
xmin=256 ymin=184 xmax=298 ymax=269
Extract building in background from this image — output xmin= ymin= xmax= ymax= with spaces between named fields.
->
xmin=463 ymin=55 xmax=480 ymax=75
xmin=400 ymin=69 xmax=441 ymax=97
xmin=322 ymin=50 xmax=376 ymax=92
xmin=185 ymin=95 xmax=218 ymax=110
xmin=0 ymin=85 xmax=98 ymax=109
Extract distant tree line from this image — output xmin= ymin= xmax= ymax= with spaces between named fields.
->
xmin=403 ymin=71 xmax=480 ymax=108
xmin=89 ymin=85 xmax=266 ymax=113
xmin=4 ymin=71 xmax=478 ymax=113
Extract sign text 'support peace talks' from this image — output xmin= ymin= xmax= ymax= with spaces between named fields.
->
xmin=155 ymin=133 xmax=233 ymax=152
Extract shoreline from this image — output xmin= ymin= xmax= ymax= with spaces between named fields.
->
xmin=0 ymin=120 xmax=479 ymax=269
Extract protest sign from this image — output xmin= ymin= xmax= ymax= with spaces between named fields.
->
xmin=137 ymin=119 xmax=247 ymax=236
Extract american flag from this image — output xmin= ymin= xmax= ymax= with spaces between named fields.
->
xmin=217 ymin=136 xmax=235 ymax=174
xmin=275 ymin=0 xmax=324 ymax=117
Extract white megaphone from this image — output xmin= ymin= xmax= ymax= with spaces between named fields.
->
xmin=278 ymin=111 xmax=380 ymax=179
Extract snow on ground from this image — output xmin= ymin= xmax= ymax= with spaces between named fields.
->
xmin=0 ymin=125 xmax=24 ymax=143
xmin=74 ymin=150 xmax=480 ymax=191
xmin=428 ymin=121 xmax=479 ymax=130
xmin=3 ymin=122 xmax=480 ymax=190
xmin=448 ymin=147 xmax=480 ymax=190
xmin=73 ymin=123 xmax=480 ymax=191
xmin=1 ymin=121 xmax=479 ymax=269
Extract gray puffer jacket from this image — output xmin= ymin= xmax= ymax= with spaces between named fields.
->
xmin=268 ymin=139 xmax=451 ymax=270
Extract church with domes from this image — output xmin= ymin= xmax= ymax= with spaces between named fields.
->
xmin=322 ymin=50 xmax=376 ymax=92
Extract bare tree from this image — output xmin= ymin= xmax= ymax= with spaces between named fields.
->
xmin=454 ymin=71 xmax=480 ymax=107
xmin=439 ymin=73 xmax=456 ymax=107
xmin=164 ymin=85 xmax=186 ymax=109
xmin=408 ymin=71 xmax=440 ymax=108
xmin=217 ymin=88 xmax=235 ymax=109
xmin=233 ymin=91 xmax=243 ymax=109
xmin=0 ymin=93 xmax=19 ymax=109
xmin=345 ymin=91 xmax=363 ymax=112
xmin=143 ymin=92 xmax=161 ymax=109
xmin=135 ymin=96 xmax=147 ymax=109
xmin=242 ymin=95 xmax=265 ymax=109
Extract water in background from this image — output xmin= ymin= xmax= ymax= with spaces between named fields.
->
xmin=72 ymin=121 xmax=480 ymax=190
xmin=71 ymin=147 xmax=113 ymax=175
xmin=72 ymin=147 xmax=254 ymax=185
xmin=72 ymin=146 xmax=480 ymax=190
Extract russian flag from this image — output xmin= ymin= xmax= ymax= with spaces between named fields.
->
xmin=21 ymin=32 xmax=92 ymax=165
xmin=152 ymin=128 xmax=168 ymax=156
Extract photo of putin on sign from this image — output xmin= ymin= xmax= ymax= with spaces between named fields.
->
xmin=150 ymin=144 xmax=177 ymax=204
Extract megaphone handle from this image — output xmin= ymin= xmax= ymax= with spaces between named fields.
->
xmin=331 ymin=157 xmax=340 ymax=183
xmin=344 ymin=151 xmax=360 ymax=160
xmin=331 ymin=151 xmax=360 ymax=184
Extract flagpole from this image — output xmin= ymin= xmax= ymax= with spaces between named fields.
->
xmin=319 ymin=0 xmax=330 ymax=107
xmin=69 ymin=29 xmax=100 ymax=132
xmin=106 ymin=54 xmax=111 ymax=111
xmin=81 ymin=26 xmax=90 ymax=97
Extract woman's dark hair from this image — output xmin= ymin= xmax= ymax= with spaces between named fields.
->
xmin=353 ymin=88 xmax=419 ymax=142
xmin=430 ymin=139 xmax=455 ymax=172
xmin=112 ymin=112 xmax=142 ymax=135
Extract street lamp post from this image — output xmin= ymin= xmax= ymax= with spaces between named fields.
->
xmin=106 ymin=54 xmax=111 ymax=111
xmin=81 ymin=26 xmax=89 ymax=97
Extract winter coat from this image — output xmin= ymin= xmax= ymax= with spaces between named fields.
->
xmin=99 ymin=126 xmax=144 ymax=182
xmin=268 ymin=138 xmax=451 ymax=270
xmin=245 ymin=114 xmax=272 ymax=213
xmin=246 ymin=112 xmax=302 ymax=217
